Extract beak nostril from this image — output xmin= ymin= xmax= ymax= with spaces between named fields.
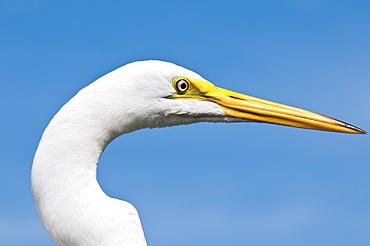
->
xmin=229 ymin=95 xmax=246 ymax=101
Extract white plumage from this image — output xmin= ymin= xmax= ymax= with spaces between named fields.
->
xmin=31 ymin=60 xmax=365 ymax=246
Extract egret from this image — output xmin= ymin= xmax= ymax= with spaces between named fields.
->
xmin=31 ymin=60 xmax=366 ymax=246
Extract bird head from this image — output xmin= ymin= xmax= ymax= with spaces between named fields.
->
xmin=79 ymin=60 xmax=366 ymax=135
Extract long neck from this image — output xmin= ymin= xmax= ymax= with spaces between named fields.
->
xmin=31 ymin=97 xmax=147 ymax=246
xmin=32 ymin=113 xmax=109 ymax=204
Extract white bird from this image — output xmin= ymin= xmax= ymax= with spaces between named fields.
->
xmin=31 ymin=60 xmax=366 ymax=246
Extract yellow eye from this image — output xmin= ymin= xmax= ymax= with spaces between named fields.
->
xmin=175 ymin=79 xmax=189 ymax=93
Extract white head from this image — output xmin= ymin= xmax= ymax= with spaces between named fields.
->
xmin=51 ymin=60 xmax=363 ymax=139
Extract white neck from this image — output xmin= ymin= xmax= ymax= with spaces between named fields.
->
xmin=31 ymin=92 xmax=147 ymax=246
xmin=31 ymin=60 xmax=228 ymax=245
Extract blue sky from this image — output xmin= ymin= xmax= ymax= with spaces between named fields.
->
xmin=1 ymin=1 xmax=369 ymax=245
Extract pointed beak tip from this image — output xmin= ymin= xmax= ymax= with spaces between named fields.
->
xmin=355 ymin=128 xmax=367 ymax=134
xmin=337 ymin=121 xmax=367 ymax=134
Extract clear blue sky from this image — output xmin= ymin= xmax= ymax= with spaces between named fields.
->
xmin=1 ymin=1 xmax=369 ymax=245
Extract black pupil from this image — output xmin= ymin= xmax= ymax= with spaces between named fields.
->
xmin=179 ymin=81 xmax=187 ymax=90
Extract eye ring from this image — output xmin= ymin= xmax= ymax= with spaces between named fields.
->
xmin=175 ymin=79 xmax=189 ymax=93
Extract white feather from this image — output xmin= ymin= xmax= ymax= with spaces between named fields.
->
xmin=31 ymin=60 xmax=229 ymax=246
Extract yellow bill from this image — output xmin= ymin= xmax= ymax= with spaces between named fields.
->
xmin=170 ymin=77 xmax=366 ymax=134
